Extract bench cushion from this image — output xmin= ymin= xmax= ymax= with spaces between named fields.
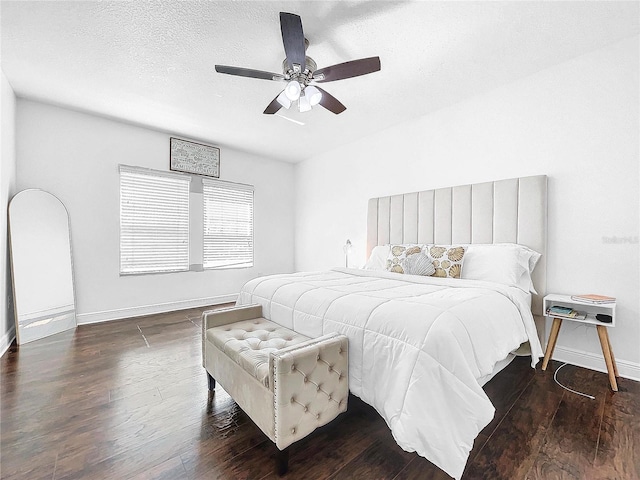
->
xmin=207 ymin=317 xmax=310 ymax=388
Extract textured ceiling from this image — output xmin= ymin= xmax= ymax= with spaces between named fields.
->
xmin=2 ymin=1 xmax=639 ymax=163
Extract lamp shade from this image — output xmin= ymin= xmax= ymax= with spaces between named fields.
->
xmin=305 ymin=85 xmax=322 ymax=106
xmin=276 ymin=90 xmax=292 ymax=109
xmin=284 ymin=80 xmax=301 ymax=101
xmin=298 ymin=93 xmax=312 ymax=112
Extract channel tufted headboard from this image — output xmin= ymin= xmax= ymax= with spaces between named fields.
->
xmin=366 ymin=175 xmax=547 ymax=317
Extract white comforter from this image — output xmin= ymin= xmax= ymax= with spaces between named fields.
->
xmin=236 ymin=268 xmax=543 ymax=479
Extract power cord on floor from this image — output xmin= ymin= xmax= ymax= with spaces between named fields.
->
xmin=553 ymin=363 xmax=596 ymax=400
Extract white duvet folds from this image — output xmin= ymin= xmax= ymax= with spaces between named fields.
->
xmin=236 ymin=268 xmax=543 ymax=479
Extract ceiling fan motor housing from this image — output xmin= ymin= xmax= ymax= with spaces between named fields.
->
xmin=282 ymin=55 xmax=317 ymax=85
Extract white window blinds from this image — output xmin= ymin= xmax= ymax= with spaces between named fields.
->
xmin=203 ymin=179 xmax=254 ymax=269
xmin=119 ymin=165 xmax=190 ymax=275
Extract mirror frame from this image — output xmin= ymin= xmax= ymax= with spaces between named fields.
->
xmin=8 ymin=189 xmax=77 ymax=344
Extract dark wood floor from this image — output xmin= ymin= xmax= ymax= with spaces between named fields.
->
xmin=1 ymin=305 xmax=638 ymax=480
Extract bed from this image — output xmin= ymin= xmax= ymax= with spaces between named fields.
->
xmin=236 ymin=175 xmax=547 ymax=479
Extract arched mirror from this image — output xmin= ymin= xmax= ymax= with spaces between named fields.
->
xmin=8 ymin=189 xmax=77 ymax=344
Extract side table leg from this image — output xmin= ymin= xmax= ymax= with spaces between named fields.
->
xmin=542 ymin=317 xmax=563 ymax=371
xmin=596 ymin=325 xmax=618 ymax=392
xmin=606 ymin=333 xmax=619 ymax=378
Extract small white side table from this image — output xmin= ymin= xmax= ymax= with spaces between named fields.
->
xmin=541 ymin=294 xmax=619 ymax=391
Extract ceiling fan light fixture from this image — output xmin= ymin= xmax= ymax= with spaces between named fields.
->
xmin=298 ymin=93 xmax=312 ymax=112
xmin=276 ymin=90 xmax=292 ymax=109
xmin=305 ymin=85 xmax=322 ymax=106
xmin=284 ymin=80 xmax=301 ymax=101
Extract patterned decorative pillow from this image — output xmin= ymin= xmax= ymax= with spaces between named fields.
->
xmin=425 ymin=245 xmax=467 ymax=278
xmin=401 ymin=253 xmax=436 ymax=276
xmin=386 ymin=244 xmax=425 ymax=274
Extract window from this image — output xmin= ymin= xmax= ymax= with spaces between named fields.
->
xmin=119 ymin=165 xmax=190 ymax=274
xmin=203 ymin=179 xmax=254 ymax=269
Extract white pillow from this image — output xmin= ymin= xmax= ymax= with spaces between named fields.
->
xmin=363 ymin=245 xmax=391 ymax=271
xmin=461 ymin=244 xmax=541 ymax=293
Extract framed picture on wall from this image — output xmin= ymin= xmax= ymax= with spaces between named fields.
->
xmin=170 ymin=137 xmax=220 ymax=178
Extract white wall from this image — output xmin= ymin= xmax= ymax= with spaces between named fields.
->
xmin=1 ymin=71 xmax=17 ymax=354
xmin=295 ymin=36 xmax=639 ymax=377
xmin=16 ymin=100 xmax=295 ymax=322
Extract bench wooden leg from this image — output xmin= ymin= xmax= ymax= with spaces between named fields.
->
xmin=207 ymin=372 xmax=216 ymax=408
xmin=276 ymin=447 xmax=289 ymax=476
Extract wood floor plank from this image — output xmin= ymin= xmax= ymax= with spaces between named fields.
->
xmin=107 ymin=362 xmax=204 ymax=401
xmin=328 ymin=437 xmax=414 ymax=480
xmin=0 ymin=450 xmax=57 ymax=480
xmin=464 ymin=368 xmax=564 ymax=479
xmin=2 ymin=305 xmax=638 ymax=480
xmin=52 ymin=393 xmax=248 ymax=479
xmin=50 ymin=392 xmax=213 ymax=467
xmin=53 ymin=424 xmax=200 ymax=479
xmin=127 ymin=455 xmax=189 ymax=480
xmin=591 ymin=376 xmax=640 ymax=480
xmin=480 ymin=356 xmax=536 ymax=436
xmin=525 ymin=365 xmax=608 ymax=480
xmin=391 ymin=456 xmax=452 ymax=480
xmin=182 ymin=439 xmax=276 ymax=480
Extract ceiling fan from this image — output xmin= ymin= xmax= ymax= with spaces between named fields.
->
xmin=215 ymin=12 xmax=381 ymax=115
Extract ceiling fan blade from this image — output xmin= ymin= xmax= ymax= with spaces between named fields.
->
xmin=215 ymin=65 xmax=284 ymax=81
xmin=315 ymin=87 xmax=346 ymax=114
xmin=313 ymin=56 xmax=381 ymax=83
xmin=263 ymin=93 xmax=283 ymax=114
xmin=280 ymin=12 xmax=306 ymax=71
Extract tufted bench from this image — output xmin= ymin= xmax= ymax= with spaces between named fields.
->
xmin=202 ymin=304 xmax=349 ymax=475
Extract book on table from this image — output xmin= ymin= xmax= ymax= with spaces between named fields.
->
xmin=571 ymin=294 xmax=615 ymax=304
xmin=548 ymin=305 xmax=572 ymax=315
xmin=546 ymin=305 xmax=587 ymax=320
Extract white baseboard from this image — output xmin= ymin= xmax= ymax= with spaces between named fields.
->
xmin=0 ymin=326 xmax=16 ymax=358
xmin=553 ymin=345 xmax=640 ymax=382
xmin=76 ymin=294 xmax=238 ymax=325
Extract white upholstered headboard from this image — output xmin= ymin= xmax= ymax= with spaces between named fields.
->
xmin=366 ymin=175 xmax=547 ymax=315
